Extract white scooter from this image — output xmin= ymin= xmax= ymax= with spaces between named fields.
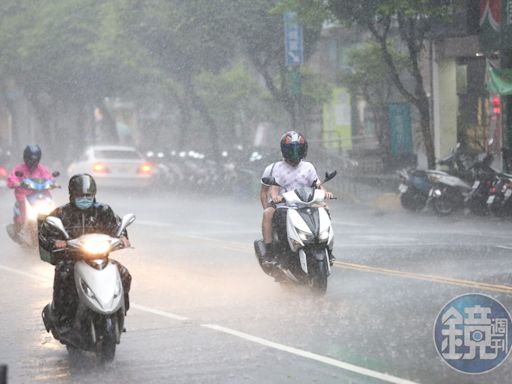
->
xmin=255 ymin=172 xmax=336 ymax=295
xmin=41 ymin=213 xmax=135 ymax=363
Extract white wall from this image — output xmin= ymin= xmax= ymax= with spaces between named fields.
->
xmin=433 ymin=55 xmax=458 ymax=163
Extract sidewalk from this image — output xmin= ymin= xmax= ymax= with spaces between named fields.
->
xmin=332 ymin=173 xmax=401 ymax=212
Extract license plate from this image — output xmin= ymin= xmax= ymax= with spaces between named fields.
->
xmin=399 ymin=184 xmax=408 ymax=193
xmin=487 ymin=195 xmax=496 ymax=204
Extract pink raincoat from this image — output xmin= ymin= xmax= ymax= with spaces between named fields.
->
xmin=7 ymin=163 xmax=52 ymax=222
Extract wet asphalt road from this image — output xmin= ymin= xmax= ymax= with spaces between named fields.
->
xmin=2 ymin=186 xmax=512 ymax=384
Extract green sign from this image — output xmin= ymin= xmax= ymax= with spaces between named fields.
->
xmin=322 ymin=87 xmax=352 ymax=150
xmin=486 ymin=59 xmax=512 ymax=95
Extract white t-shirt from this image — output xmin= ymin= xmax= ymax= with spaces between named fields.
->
xmin=271 ymin=160 xmax=319 ymax=194
xmin=261 ymin=163 xmax=275 ymax=186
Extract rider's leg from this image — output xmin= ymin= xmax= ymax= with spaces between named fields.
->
xmin=262 ymin=207 xmax=275 ymax=259
xmin=52 ymin=259 xmax=77 ymax=325
xmin=14 ymin=200 xmax=25 ymax=234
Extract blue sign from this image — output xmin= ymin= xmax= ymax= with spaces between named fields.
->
xmin=434 ymin=293 xmax=512 ymax=374
xmin=284 ymin=12 xmax=303 ymax=66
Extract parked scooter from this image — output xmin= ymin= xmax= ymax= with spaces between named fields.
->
xmin=254 ymin=172 xmax=336 ymax=295
xmin=41 ymin=213 xmax=135 ymax=363
xmin=464 ymin=152 xmax=496 ymax=216
xmin=6 ymin=171 xmax=60 ymax=247
xmin=428 ymin=171 xmax=473 ymax=216
xmin=397 ymin=169 xmax=439 ymax=211
xmin=485 ymin=171 xmax=512 ymax=217
xmin=397 ymin=144 xmax=474 ymax=212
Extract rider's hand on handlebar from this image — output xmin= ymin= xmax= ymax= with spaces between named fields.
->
xmin=54 ymin=240 xmax=67 ymax=249
xmin=272 ymin=195 xmax=283 ymax=204
xmin=325 ymin=191 xmax=334 ymax=200
xmin=120 ymin=235 xmax=131 ymax=248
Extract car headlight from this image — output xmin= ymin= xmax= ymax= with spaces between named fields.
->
xmin=297 ymin=228 xmax=314 ymax=242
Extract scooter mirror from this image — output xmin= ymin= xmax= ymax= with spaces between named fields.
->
xmin=116 ymin=213 xmax=136 ymax=237
xmin=324 ymin=171 xmax=337 ymax=183
xmin=52 ymin=171 xmax=60 ymax=178
xmin=45 ymin=216 xmax=70 ymax=239
xmin=15 ymin=171 xmax=23 ymax=177
xmin=262 ymin=177 xmax=279 ymax=186
xmin=488 ymin=138 xmax=494 ymax=146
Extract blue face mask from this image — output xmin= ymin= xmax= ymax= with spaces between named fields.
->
xmin=75 ymin=197 xmax=94 ymax=210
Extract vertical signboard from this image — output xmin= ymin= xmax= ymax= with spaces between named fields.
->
xmin=479 ymin=0 xmax=512 ymax=49
xmin=323 ymin=87 xmax=352 ymax=150
xmin=284 ymin=12 xmax=303 ymax=66
xmin=389 ymin=102 xmax=413 ymax=156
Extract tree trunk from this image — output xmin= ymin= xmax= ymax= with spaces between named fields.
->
xmin=183 ymin=76 xmax=220 ymax=162
xmin=96 ymin=98 xmax=119 ymax=144
xmin=417 ymin=96 xmax=435 ymax=168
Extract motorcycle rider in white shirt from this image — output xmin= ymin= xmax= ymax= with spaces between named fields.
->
xmin=260 ymin=131 xmax=333 ymax=265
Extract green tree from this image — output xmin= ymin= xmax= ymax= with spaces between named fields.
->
xmin=328 ymin=0 xmax=451 ymax=168
xmin=231 ymin=0 xmax=324 ymax=133
xmin=340 ymin=42 xmax=410 ymax=160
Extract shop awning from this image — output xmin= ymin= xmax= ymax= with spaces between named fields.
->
xmin=486 ymin=59 xmax=512 ymax=95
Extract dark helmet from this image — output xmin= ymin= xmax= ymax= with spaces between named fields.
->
xmin=280 ymin=131 xmax=307 ymax=165
xmin=68 ymin=173 xmax=97 ymax=199
xmin=23 ymin=145 xmax=42 ymax=171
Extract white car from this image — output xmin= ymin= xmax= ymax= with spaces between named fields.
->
xmin=67 ymin=145 xmax=155 ymax=188
xmin=0 ymin=165 xmax=8 ymax=189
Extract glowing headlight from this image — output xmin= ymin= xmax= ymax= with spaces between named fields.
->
xmin=319 ymin=228 xmax=330 ymax=242
xmin=297 ymin=228 xmax=314 ymax=242
xmin=81 ymin=238 xmax=111 ymax=255
xmin=33 ymin=203 xmax=54 ymax=215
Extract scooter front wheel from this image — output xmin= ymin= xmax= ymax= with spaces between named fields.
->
xmin=97 ymin=318 xmax=116 ymax=363
xmin=432 ymin=196 xmax=455 ymax=216
xmin=309 ymin=260 xmax=328 ymax=295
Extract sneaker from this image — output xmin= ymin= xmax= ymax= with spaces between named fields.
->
xmin=262 ymin=245 xmax=280 ymax=267
xmin=328 ymin=253 xmax=336 ymax=267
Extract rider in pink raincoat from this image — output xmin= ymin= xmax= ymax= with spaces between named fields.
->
xmin=7 ymin=145 xmax=52 ymax=235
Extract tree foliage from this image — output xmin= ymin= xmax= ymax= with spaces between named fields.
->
xmin=329 ymin=0 xmax=452 ymax=167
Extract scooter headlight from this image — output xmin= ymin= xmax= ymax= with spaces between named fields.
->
xmin=33 ymin=202 xmax=54 ymax=215
xmin=297 ymin=228 xmax=314 ymax=242
xmin=81 ymin=236 xmax=112 ymax=256
xmin=318 ymin=228 xmax=330 ymax=242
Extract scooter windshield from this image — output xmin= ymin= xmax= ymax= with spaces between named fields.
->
xmin=294 ymin=187 xmax=315 ymax=203
xmin=24 ymin=178 xmax=53 ymax=191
